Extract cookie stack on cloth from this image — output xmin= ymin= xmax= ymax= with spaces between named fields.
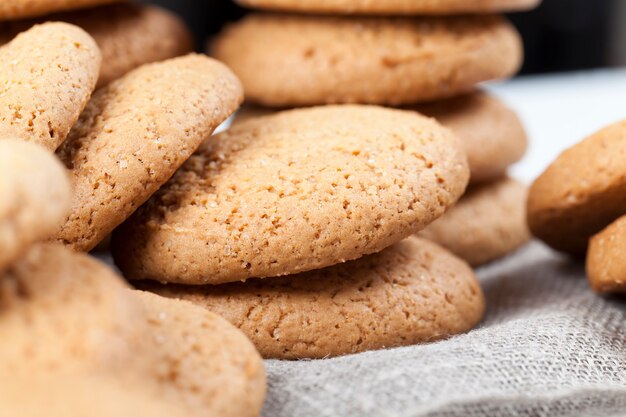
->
xmin=209 ymin=0 xmax=542 ymax=268
xmin=0 ymin=0 xmax=193 ymax=87
xmin=0 ymin=20 xmax=265 ymax=416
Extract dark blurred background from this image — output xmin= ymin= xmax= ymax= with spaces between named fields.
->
xmin=145 ymin=0 xmax=626 ymax=75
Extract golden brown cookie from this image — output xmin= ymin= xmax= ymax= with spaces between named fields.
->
xmin=0 ymin=140 xmax=71 ymax=274
xmin=55 ymin=54 xmax=243 ymax=252
xmin=0 ymin=4 xmax=193 ymax=87
xmin=235 ymin=91 xmax=528 ymax=184
xmin=527 ymin=119 xmax=626 ymax=257
xmin=0 ymin=22 xmax=100 ymax=150
xmin=113 ymin=105 xmax=470 ymax=285
xmin=235 ymin=0 xmax=541 ymax=15
xmin=0 ymin=244 xmax=266 ymax=417
xmin=139 ymin=237 xmax=485 ymax=359
xmin=586 ymin=215 xmax=626 ymax=294
xmin=211 ymin=13 xmax=522 ymax=107
xmin=420 ymin=177 xmax=530 ymax=266
xmin=0 ymin=0 xmax=119 ymax=20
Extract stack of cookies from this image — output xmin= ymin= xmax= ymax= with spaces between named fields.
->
xmin=0 ymin=0 xmax=193 ymax=87
xmin=210 ymin=0 xmax=541 ymax=267
xmin=0 ymin=21 xmax=265 ymax=416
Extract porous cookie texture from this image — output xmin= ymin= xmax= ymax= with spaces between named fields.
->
xmin=587 ymin=215 xmax=626 ymax=294
xmin=212 ymin=13 xmax=522 ymax=107
xmin=56 ymin=54 xmax=243 ymax=252
xmin=0 ymin=22 xmax=100 ymax=150
xmin=236 ymin=0 xmax=541 ymax=15
xmin=0 ymin=141 xmax=71 ymax=273
xmin=0 ymin=244 xmax=266 ymax=417
xmin=527 ymin=119 xmax=626 ymax=257
xmin=411 ymin=91 xmax=527 ymax=184
xmin=0 ymin=0 xmax=119 ymax=20
xmin=0 ymin=4 xmax=193 ymax=88
xmin=113 ymin=105 xmax=470 ymax=284
xmin=139 ymin=237 xmax=485 ymax=359
xmin=420 ymin=177 xmax=530 ymax=266
xmin=235 ymin=91 xmax=528 ymax=184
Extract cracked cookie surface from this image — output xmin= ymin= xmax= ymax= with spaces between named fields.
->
xmin=212 ymin=13 xmax=522 ymax=106
xmin=113 ymin=105 xmax=469 ymax=284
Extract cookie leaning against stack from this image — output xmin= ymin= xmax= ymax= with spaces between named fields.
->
xmin=214 ymin=0 xmax=539 ymax=267
xmin=55 ymin=54 xmax=243 ymax=252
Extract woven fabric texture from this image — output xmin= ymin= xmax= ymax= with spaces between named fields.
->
xmin=262 ymin=243 xmax=626 ymax=417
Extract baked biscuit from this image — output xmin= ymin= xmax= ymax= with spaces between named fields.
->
xmin=0 ymin=244 xmax=266 ymax=417
xmin=420 ymin=177 xmax=530 ymax=266
xmin=527 ymin=119 xmax=626 ymax=257
xmin=0 ymin=140 xmax=71 ymax=273
xmin=212 ymin=14 xmax=522 ymax=106
xmin=139 ymin=237 xmax=485 ymax=359
xmin=0 ymin=22 xmax=100 ymax=150
xmin=56 ymin=54 xmax=243 ymax=252
xmin=235 ymin=0 xmax=541 ymax=15
xmin=235 ymin=91 xmax=528 ymax=184
xmin=586 ymin=215 xmax=626 ymax=294
xmin=113 ymin=105 xmax=470 ymax=284
xmin=0 ymin=0 xmax=119 ymax=20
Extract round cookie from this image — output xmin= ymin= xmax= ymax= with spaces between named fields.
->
xmin=420 ymin=177 xmax=530 ymax=266
xmin=411 ymin=91 xmax=528 ymax=184
xmin=586 ymin=215 xmax=626 ymax=294
xmin=235 ymin=91 xmax=528 ymax=184
xmin=0 ymin=244 xmax=266 ymax=417
xmin=211 ymin=13 xmax=522 ymax=107
xmin=55 ymin=54 xmax=243 ymax=252
xmin=0 ymin=22 xmax=101 ymax=150
xmin=112 ymin=105 xmax=470 ymax=285
xmin=0 ymin=0 xmax=119 ymax=20
xmin=0 ymin=4 xmax=193 ymax=88
xmin=0 ymin=140 xmax=71 ymax=274
xmin=235 ymin=0 xmax=541 ymax=15
xmin=527 ymin=119 xmax=626 ymax=257
xmin=139 ymin=237 xmax=485 ymax=359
